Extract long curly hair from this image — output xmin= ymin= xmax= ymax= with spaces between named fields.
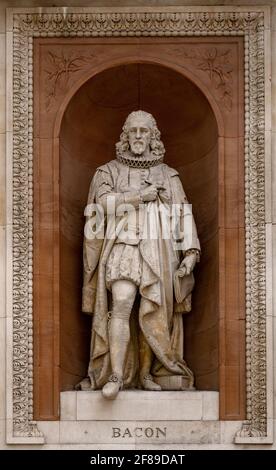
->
xmin=116 ymin=110 xmax=165 ymax=159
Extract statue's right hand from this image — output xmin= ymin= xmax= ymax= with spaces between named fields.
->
xmin=141 ymin=184 xmax=158 ymax=202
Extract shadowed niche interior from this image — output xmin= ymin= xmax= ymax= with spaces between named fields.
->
xmin=59 ymin=63 xmax=219 ymax=391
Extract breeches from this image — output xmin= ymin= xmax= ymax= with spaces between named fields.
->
xmin=106 ymin=244 xmax=142 ymax=290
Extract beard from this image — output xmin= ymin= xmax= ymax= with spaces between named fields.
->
xmin=130 ymin=140 xmax=147 ymax=155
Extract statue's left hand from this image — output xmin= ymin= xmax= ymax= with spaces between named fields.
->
xmin=179 ymin=252 xmax=197 ymax=276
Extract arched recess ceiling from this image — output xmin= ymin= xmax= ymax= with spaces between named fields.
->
xmin=59 ymin=63 xmax=219 ymax=391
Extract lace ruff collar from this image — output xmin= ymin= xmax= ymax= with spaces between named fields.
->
xmin=116 ymin=151 xmax=164 ymax=169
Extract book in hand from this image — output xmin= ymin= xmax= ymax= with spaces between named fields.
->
xmin=173 ymin=267 xmax=195 ymax=304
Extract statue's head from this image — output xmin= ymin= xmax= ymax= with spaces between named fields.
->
xmin=116 ymin=110 xmax=165 ymax=159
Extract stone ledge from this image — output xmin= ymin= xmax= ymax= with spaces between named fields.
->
xmin=60 ymin=390 xmax=219 ymax=421
xmin=59 ymin=420 xmax=220 ymax=445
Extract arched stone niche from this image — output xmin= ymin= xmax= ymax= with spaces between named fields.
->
xmin=59 ymin=63 xmax=219 ymax=392
xmin=33 ymin=37 xmax=245 ymax=422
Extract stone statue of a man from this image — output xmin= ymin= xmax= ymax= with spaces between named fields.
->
xmin=81 ymin=110 xmax=200 ymax=399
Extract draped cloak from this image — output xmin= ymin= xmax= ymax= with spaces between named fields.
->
xmin=82 ymin=159 xmax=200 ymax=389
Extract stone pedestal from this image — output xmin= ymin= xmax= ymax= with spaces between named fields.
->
xmin=58 ymin=391 xmax=219 ymax=445
xmin=61 ymin=390 xmax=219 ymax=421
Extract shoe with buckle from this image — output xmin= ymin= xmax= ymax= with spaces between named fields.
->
xmin=141 ymin=374 xmax=162 ymax=391
xmin=102 ymin=373 xmax=123 ymax=400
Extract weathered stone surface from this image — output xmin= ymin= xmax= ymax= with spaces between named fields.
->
xmin=59 ymin=419 xmax=220 ymax=445
xmin=60 ymin=390 xmax=219 ymax=421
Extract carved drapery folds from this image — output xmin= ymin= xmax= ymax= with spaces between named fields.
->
xmin=9 ymin=8 xmax=267 ymax=443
